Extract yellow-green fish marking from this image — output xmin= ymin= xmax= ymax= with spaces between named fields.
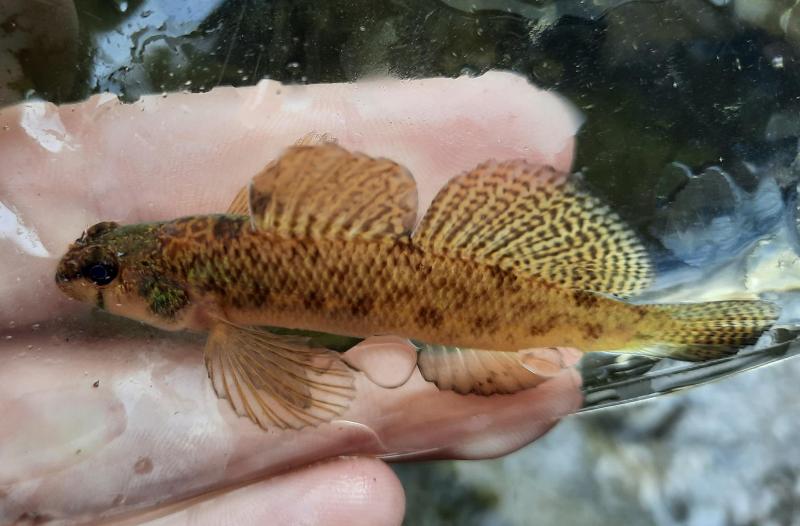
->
xmin=55 ymin=141 xmax=779 ymax=430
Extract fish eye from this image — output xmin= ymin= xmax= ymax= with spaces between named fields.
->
xmin=84 ymin=261 xmax=118 ymax=286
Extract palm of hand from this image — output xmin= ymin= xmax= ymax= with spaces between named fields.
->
xmin=0 ymin=73 xmax=582 ymax=524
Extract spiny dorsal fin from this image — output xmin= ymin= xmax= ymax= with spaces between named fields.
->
xmin=226 ymin=134 xmax=338 ymax=216
xmin=415 ymin=342 xmax=547 ymax=395
xmin=205 ymin=322 xmax=354 ymax=430
xmin=413 ymin=160 xmax=653 ymax=296
xmin=248 ymin=144 xmax=418 ymax=241
xmin=227 ymin=186 xmax=250 ymax=215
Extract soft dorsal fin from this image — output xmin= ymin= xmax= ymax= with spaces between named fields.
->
xmin=248 ymin=144 xmax=418 ymax=241
xmin=413 ymin=160 xmax=653 ymax=296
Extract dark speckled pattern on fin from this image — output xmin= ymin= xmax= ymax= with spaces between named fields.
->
xmin=413 ymin=160 xmax=653 ymax=296
xmin=623 ymin=300 xmax=781 ymax=361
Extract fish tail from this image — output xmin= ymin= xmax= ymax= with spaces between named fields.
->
xmin=621 ymin=300 xmax=780 ymax=361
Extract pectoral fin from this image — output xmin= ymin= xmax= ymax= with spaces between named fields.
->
xmin=205 ymin=322 xmax=355 ymax=430
xmin=414 ymin=342 xmax=548 ymax=395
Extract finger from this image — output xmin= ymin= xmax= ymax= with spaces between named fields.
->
xmin=0 ymin=318 xmax=580 ymax=521
xmin=125 ymin=457 xmax=404 ymax=526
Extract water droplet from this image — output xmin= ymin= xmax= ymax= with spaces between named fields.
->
xmin=31 ymin=323 xmax=40 ymax=330
xmin=184 ymin=80 xmax=192 ymax=86
xmin=3 ymin=335 xmax=12 ymax=340
xmin=141 ymin=9 xmax=153 ymax=18
xmin=772 ymin=56 xmax=785 ymax=69
xmin=286 ymin=61 xmax=300 ymax=70
xmin=161 ymin=92 xmax=167 ymax=98
xmin=8 ymin=321 xmax=15 ymax=328
xmin=359 ymin=25 xmax=366 ymax=32
xmin=113 ymin=0 xmax=128 ymax=13
xmin=2 ymin=125 xmax=8 ymax=131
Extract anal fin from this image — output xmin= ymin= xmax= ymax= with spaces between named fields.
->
xmin=205 ymin=322 xmax=354 ymax=430
xmin=414 ymin=342 xmax=549 ymax=395
xmin=618 ymin=300 xmax=780 ymax=362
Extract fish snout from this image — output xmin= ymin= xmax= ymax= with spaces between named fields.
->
xmin=55 ymin=256 xmax=81 ymax=285
xmin=54 ymin=254 xmax=92 ymax=302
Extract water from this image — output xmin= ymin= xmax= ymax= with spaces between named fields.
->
xmin=3 ymin=0 xmax=800 ymax=524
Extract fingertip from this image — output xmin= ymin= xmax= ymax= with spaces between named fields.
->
xmin=143 ymin=457 xmax=405 ymax=526
xmin=291 ymin=457 xmax=406 ymax=526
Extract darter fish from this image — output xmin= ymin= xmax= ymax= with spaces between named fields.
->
xmin=55 ymin=142 xmax=780 ymax=430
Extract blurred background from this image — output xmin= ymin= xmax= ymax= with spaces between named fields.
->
xmin=4 ymin=1 xmax=800 ymax=524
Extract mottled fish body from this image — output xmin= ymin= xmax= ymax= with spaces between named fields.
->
xmin=56 ymin=142 xmax=779 ymax=430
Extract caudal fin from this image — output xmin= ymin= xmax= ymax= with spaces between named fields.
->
xmin=627 ymin=300 xmax=780 ymax=362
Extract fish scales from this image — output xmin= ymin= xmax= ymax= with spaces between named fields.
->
xmin=158 ymin=214 xmax=646 ymax=352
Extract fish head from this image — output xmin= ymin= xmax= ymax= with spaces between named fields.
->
xmin=55 ymin=221 xmax=193 ymax=330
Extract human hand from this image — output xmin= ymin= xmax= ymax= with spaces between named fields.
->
xmin=0 ymin=72 xmax=584 ymax=524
